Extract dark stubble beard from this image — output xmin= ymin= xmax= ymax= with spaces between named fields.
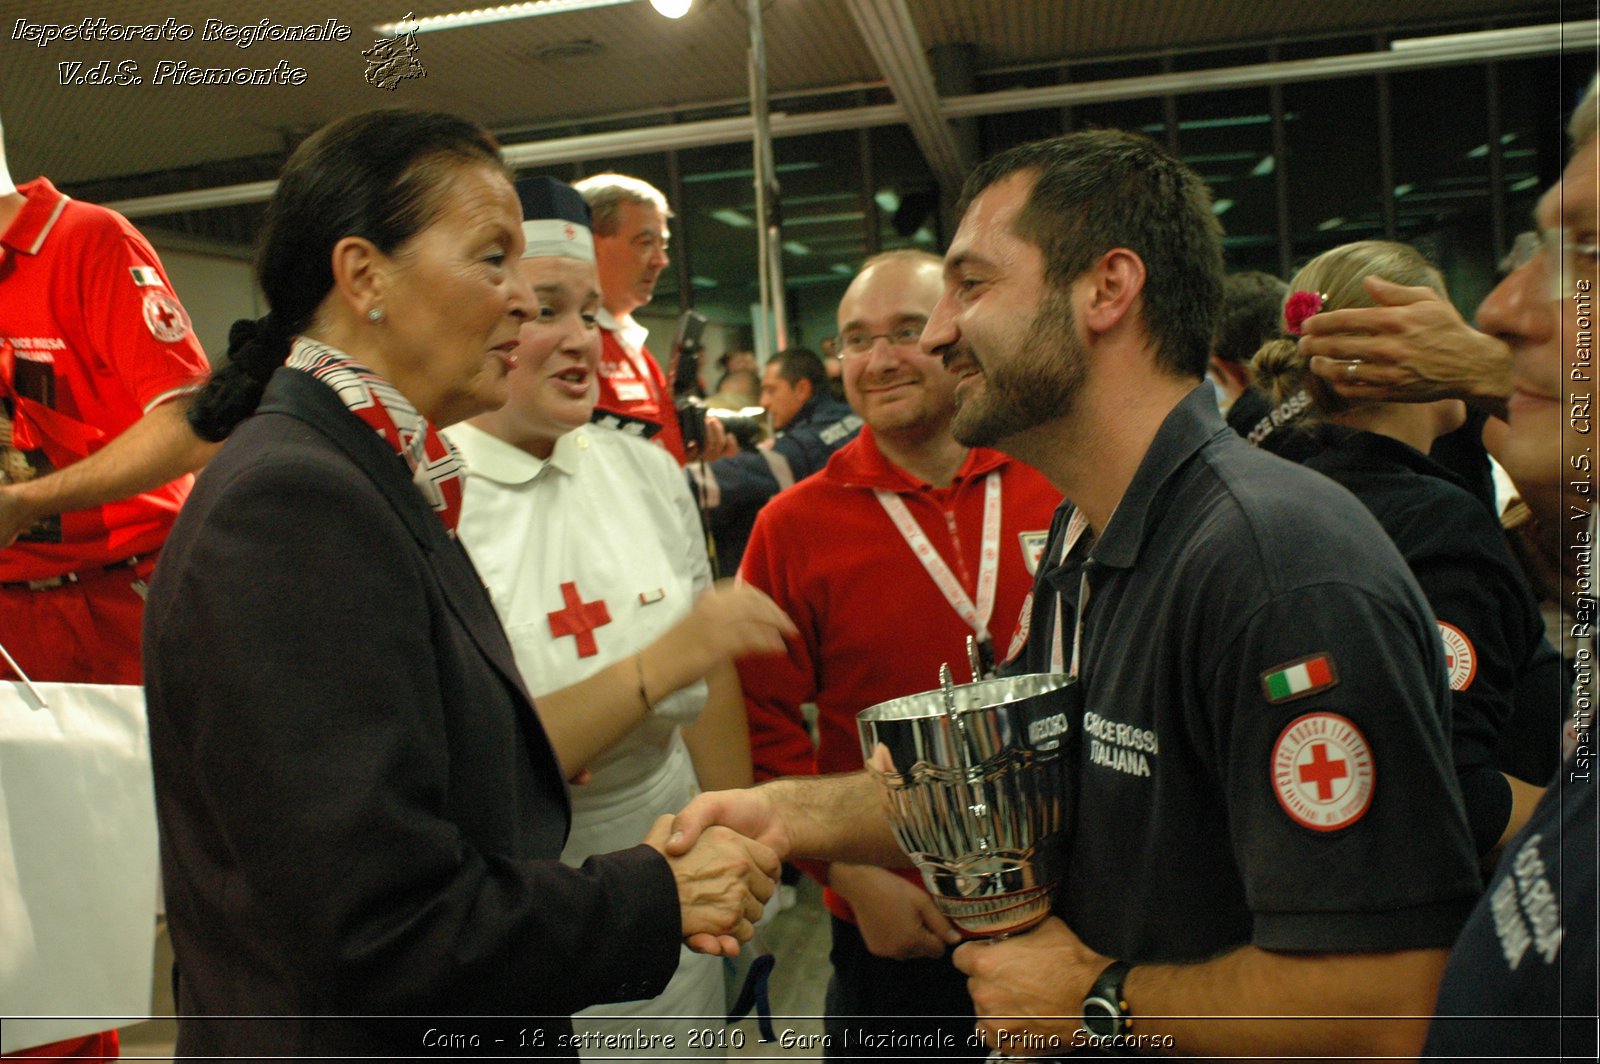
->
xmin=950 ymin=287 xmax=1086 ymax=448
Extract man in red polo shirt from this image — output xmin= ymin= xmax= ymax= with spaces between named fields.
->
xmin=572 ymin=172 xmax=689 ymax=463
xmin=1 ymin=112 xmax=213 ymax=1057
xmin=0 ymin=115 xmax=214 ymax=690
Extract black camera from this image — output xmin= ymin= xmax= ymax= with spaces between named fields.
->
xmin=668 ymin=310 xmax=772 ymax=454
xmin=679 ymin=398 xmax=768 ymax=453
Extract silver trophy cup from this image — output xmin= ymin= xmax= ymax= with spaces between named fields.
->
xmin=857 ymin=669 xmax=1076 ymax=938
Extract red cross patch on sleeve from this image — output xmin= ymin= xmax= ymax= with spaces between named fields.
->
xmin=1271 ymin=712 xmax=1375 ymax=832
xmin=1436 ymin=621 xmax=1477 ymax=692
xmin=141 ymin=290 xmax=191 ymax=343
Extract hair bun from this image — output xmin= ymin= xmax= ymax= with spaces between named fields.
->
xmin=187 ymin=315 xmax=291 ymax=442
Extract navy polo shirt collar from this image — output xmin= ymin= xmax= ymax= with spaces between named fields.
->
xmin=1284 ymin=422 xmax=1471 ymax=493
xmin=1090 ymin=383 xmax=1229 ymax=571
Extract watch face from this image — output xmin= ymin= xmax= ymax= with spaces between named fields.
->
xmin=1082 ymin=995 xmax=1123 ymax=1037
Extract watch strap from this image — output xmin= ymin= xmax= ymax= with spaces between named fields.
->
xmin=1082 ymin=959 xmax=1134 ymax=1036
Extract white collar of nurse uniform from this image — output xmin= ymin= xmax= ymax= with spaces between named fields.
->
xmin=444 ymin=422 xmax=591 ymax=486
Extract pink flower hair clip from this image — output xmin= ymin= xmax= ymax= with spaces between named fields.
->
xmin=1283 ymin=290 xmax=1325 ymax=336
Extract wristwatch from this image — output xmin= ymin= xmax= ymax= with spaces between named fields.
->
xmin=1081 ymin=960 xmax=1134 ymax=1037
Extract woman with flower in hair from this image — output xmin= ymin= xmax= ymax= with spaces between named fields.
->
xmin=1251 ymin=240 xmax=1561 ymax=860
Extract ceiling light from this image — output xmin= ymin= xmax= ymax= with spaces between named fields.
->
xmin=786 ymin=211 xmax=866 ymax=228
xmin=787 ymin=273 xmax=854 ymax=287
xmin=711 ymin=208 xmax=755 ymax=228
xmin=1141 ymin=115 xmax=1272 ymax=134
xmin=650 ymin=0 xmax=693 ymax=16
xmin=1251 ymin=155 xmax=1275 ymax=177
xmin=1317 ymin=217 xmax=1345 ymax=231
xmin=1183 ymin=151 xmax=1259 ymax=164
xmin=691 ymin=275 xmax=718 ymax=289
xmin=682 ymin=161 xmax=821 ymax=185
xmin=375 ymin=0 xmax=633 ymax=36
xmin=1211 ymin=199 xmax=1234 ymax=216
xmin=1393 ymin=183 xmax=1414 ymax=198
xmin=831 ymin=263 xmax=855 ymax=276
xmin=874 ymin=190 xmax=900 ymax=214
xmin=783 ymin=241 xmax=811 ymax=256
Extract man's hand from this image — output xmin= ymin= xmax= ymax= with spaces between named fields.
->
xmin=668 ymin=787 xmax=793 ymax=860
xmin=953 ymin=916 xmax=1108 ymax=1055
xmin=644 ymin=814 xmax=779 ymax=958
xmin=667 ymin=788 xmax=791 ymax=955
xmin=828 ymin=863 xmax=960 ymax=960
xmin=0 ymin=396 xmax=217 ymax=553
xmin=1298 ymin=276 xmax=1511 ymax=414
xmin=691 ymin=416 xmax=740 ymax=461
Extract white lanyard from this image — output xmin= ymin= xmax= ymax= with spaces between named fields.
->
xmin=1049 ymin=508 xmax=1094 ymax=677
xmin=875 ymin=471 xmax=1002 ymax=646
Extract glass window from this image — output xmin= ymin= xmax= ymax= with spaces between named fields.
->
xmin=871 ymin=124 xmax=941 ymax=258
xmin=1175 ymin=87 xmax=1279 ymax=276
xmin=773 ymin=131 xmax=866 ymax=350
xmin=1072 ymin=58 xmax=1166 ymax=138
xmin=674 ymin=141 xmax=762 ymax=339
xmin=1282 ymin=77 xmax=1385 ymax=264
xmin=1389 ymin=65 xmax=1493 ymax=310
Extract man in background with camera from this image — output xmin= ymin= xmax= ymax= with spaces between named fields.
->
xmin=687 ymin=346 xmax=861 ymax=573
xmin=574 ymin=172 xmax=688 ymax=463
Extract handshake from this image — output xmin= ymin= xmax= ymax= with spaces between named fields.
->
xmin=641 ymin=785 xmax=801 ymax=957
xmin=641 ymin=808 xmax=777 ymax=957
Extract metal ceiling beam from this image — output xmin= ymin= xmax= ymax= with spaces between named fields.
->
xmin=940 ymin=19 xmax=1598 ymax=119
xmin=844 ymin=0 xmax=969 ymax=194
xmin=104 ymin=20 xmax=1594 ymax=219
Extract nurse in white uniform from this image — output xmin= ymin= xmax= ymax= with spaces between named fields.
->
xmin=446 ymin=178 xmax=793 ymax=1058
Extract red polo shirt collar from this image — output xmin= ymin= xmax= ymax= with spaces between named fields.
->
xmin=3 ymin=177 xmax=69 ymax=258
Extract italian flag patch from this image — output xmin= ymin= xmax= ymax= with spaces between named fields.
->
xmin=1260 ymin=654 xmax=1338 ymax=704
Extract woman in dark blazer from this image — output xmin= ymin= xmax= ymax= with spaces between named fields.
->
xmin=143 ymin=109 xmax=777 ymax=1059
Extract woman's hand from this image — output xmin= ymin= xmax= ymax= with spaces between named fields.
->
xmin=643 ymin=581 xmax=796 ymax=695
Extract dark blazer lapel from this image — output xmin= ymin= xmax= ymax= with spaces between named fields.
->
xmin=255 ymin=369 xmax=569 ymax=791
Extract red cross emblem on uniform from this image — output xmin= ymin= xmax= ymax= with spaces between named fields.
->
xmin=141 ymin=290 xmax=190 ymax=343
xmin=1297 ymin=743 xmax=1348 ymax=800
xmin=1271 ymin=712 xmax=1374 ymax=832
xmin=547 ymin=580 xmax=611 ymax=658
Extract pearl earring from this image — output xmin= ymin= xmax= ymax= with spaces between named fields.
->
xmin=367 ymin=307 xmax=385 ymax=323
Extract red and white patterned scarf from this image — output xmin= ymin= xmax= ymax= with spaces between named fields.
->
xmin=286 ymin=338 xmax=465 ymax=535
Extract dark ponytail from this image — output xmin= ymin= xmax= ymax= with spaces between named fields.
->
xmin=187 ymin=315 xmax=290 ymax=441
xmin=185 ymin=108 xmax=507 ymax=441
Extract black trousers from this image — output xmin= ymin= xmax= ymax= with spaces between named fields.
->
xmin=823 ymin=914 xmax=986 ymax=1062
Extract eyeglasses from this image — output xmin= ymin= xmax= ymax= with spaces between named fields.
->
xmin=837 ymin=323 xmax=925 ymax=358
xmin=1501 ymin=228 xmax=1600 ymax=300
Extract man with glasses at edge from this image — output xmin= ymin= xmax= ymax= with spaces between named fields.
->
xmin=1415 ymin=75 xmax=1599 ymax=1059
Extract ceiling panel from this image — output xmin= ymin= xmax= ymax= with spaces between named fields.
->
xmin=0 ymin=0 xmax=1564 ymax=192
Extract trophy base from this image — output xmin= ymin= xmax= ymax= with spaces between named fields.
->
xmin=913 ymin=831 xmax=1068 ymax=937
xmin=926 ymin=879 xmax=1056 ymax=938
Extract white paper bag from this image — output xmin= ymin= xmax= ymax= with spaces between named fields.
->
xmin=0 ymin=681 xmax=158 ymax=1053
